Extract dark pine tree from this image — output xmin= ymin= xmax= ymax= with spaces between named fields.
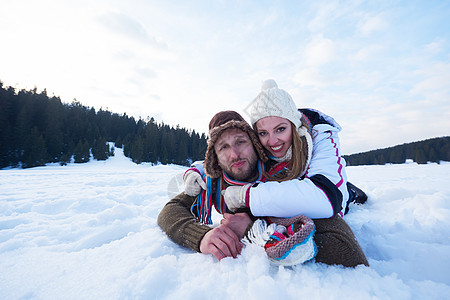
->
xmin=21 ymin=127 xmax=49 ymax=168
xmin=73 ymin=140 xmax=90 ymax=163
xmin=92 ymin=138 xmax=110 ymax=161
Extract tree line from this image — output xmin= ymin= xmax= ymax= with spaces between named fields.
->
xmin=343 ymin=136 xmax=450 ymax=166
xmin=0 ymin=81 xmax=207 ymax=169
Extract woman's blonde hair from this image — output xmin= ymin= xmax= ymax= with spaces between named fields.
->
xmin=256 ymin=117 xmax=311 ymax=182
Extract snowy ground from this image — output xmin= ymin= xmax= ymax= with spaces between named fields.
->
xmin=1 ymin=148 xmax=450 ymax=300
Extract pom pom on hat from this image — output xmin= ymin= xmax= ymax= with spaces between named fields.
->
xmin=248 ymin=79 xmax=302 ymax=129
xmin=261 ymin=79 xmax=278 ymax=91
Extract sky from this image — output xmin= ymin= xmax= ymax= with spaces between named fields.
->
xmin=0 ymin=0 xmax=449 ymax=155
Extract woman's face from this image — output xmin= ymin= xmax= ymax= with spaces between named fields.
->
xmin=256 ymin=116 xmax=293 ymax=158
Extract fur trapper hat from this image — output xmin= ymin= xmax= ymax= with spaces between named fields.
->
xmin=205 ymin=111 xmax=268 ymax=179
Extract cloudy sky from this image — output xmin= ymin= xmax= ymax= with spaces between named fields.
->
xmin=1 ymin=0 xmax=449 ymax=154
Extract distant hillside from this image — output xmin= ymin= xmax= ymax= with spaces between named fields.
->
xmin=343 ymin=136 xmax=450 ymax=166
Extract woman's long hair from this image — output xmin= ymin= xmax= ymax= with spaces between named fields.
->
xmin=256 ymin=117 xmax=311 ymax=182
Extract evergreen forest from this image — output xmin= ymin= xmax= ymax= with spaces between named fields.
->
xmin=0 ymin=81 xmax=207 ymax=169
xmin=343 ymin=136 xmax=450 ymax=166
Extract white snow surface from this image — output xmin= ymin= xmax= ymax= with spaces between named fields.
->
xmin=1 ymin=148 xmax=450 ymax=300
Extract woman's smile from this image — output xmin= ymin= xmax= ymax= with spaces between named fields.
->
xmin=270 ymin=145 xmax=283 ymax=152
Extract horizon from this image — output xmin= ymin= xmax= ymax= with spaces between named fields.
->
xmin=1 ymin=79 xmax=448 ymax=157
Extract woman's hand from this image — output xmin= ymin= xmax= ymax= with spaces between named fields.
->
xmin=222 ymin=184 xmax=251 ymax=211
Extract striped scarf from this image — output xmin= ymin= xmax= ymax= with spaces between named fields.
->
xmin=193 ymin=160 xmax=289 ymax=224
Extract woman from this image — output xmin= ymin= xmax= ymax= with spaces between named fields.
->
xmin=223 ymin=79 xmax=357 ymax=218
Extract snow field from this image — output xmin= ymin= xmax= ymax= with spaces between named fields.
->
xmin=1 ymin=150 xmax=449 ymax=299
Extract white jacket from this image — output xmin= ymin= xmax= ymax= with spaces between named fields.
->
xmin=191 ymin=109 xmax=348 ymax=219
xmin=249 ymin=109 xmax=348 ymax=219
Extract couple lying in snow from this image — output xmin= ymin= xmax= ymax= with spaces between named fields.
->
xmin=158 ymin=79 xmax=368 ymax=267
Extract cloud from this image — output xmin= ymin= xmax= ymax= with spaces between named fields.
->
xmin=358 ymin=14 xmax=389 ymax=36
xmin=354 ymin=44 xmax=384 ymax=61
xmin=292 ymin=36 xmax=336 ymax=88
xmin=98 ymin=12 xmax=168 ymax=50
xmin=307 ymin=1 xmax=340 ymax=33
xmin=304 ymin=36 xmax=335 ymax=67
xmin=293 ymin=68 xmax=328 ymax=88
xmin=410 ymin=62 xmax=450 ymax=96
xmin=425 ymin=38 xmax=446 ymax=55
xmin=135 ymin=67 xmax=157 ymax=79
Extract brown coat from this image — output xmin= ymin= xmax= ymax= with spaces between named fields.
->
xmin=157 ymin=192 xmax=369 ymax=267
xmin=157 ymin=192 xmax=211 ymax=253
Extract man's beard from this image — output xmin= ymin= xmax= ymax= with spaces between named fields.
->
xmin=220 ymin=155 xmax=258 ymax=182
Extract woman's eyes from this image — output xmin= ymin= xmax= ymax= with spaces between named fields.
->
xmin=259 ymin=128 xmax=284 ymax=136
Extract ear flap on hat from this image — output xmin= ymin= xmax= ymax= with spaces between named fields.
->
xmin=204 ymin=139 xmax=222 ymax=179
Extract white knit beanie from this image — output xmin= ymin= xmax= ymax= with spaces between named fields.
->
xmin=249 ymin=79 xmax=302 ymax=129
xmin=248 ymin=80 xmax=313 ymax=175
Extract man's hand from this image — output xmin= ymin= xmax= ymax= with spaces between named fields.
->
xmin=222 ymin=184 xmax=251 ymax=211
xmin=199 ymin=224 xmax=243 ymax=261
xmin=183 ymin=169 xmax=207 ymax=196
xmin=221 ymin=213 xmax=252 ymax=240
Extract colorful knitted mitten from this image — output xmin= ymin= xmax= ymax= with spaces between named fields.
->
xmin=245 ymin=215 xmax=317 ymax=266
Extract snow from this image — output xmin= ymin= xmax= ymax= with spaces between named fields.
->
xmin=1 ymin=148 xmax=450 ymax=299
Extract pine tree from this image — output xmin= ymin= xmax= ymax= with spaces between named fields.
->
xmin=130 ymin=136 xmax=144 ymax=164
xmin=73 ymin=140 xmax=90 ymax=163
xmin=44 ymin=96 xmax=64 ymax=162
xmin=0 ymin=83 xmax=16 ymax=167
xmin=428 ymin=147 xmax=439 ymax=163
xmin=175 ymin=129 xmax=189 ymax=165
xmin=389 ymin=147 xmax=404 ymax=164
xmin=441 ymin=141 xmax=450 ymax=162
xmin=92 ymin=138 xmax=110 ymax=161
xmin=415 ymin=149 xmax=427 ymax=164
xmin=21 ymin=127 xmax=49 ymax=168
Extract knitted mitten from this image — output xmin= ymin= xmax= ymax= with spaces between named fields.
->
xmin=183 ymin=169 xmax=206 ymax=196
xmin=264 ymin=215 xmax=317 ymax=266
xmin=244 ymin=215 xmax=317 ymax=266
xmin=264 ymin=227 xmax=287 ymax=249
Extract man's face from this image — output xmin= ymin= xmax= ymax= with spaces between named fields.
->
xmin=214 ymin=128 xmax=258 ymax=181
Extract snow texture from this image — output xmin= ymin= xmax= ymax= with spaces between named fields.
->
xmin=1 ymin=147 xmax=449 ymax=299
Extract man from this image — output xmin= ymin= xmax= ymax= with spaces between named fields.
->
xmin=158 ymin=111 xmax=265 ymax=260
xmin=157 ymin=111 xmax=368 ymax=267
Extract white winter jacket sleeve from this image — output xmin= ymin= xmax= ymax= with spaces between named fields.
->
xmin=248 ymin=122 xmax=349 ymax=219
